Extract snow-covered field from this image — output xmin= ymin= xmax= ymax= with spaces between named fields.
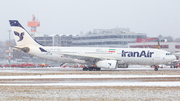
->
xmin=0 ymin=86 xmax=180 ymax=100
xmin=0 ymin=75 xmax=180 ymax=87
xmin=0 ymin=68 xmax=180 ymax=100
xmin=1 ymin=82 xmax=180 ymax=87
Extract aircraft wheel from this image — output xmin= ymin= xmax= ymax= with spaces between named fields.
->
xmin=96 ymin=68 xmax=101 ymax=71
xmin=92 ymin=67 xmax=100 ymax=71
xmin=94 ymin=68 xmax=98 ymax=71
xmin=154 ymin=68 xmax=158 ymax=71
xmin=83 ymin=67 xmax=88 ymax=71
xmin=154 ymin=66 xmax=158 ymax=71
xmin=89 ymin=67 xmax=93 ymax=71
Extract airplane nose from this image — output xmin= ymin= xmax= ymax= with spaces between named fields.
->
xmin=172 ymin=55 xmax=176 ymax=61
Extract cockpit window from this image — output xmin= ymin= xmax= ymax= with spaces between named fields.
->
xmin=166 ymin=53 xmax=172 ymax=55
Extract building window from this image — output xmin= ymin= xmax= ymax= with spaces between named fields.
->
xmin=130 ymin=45 xmax=169 ymax=49
xmin=130 ymin=45 xmax=143 ymax=48
xmin=175 ymin=45 xmax=180 ymax=49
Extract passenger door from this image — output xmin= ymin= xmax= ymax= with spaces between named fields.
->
xmin=155 ymin=52 xmax=160 ymax=58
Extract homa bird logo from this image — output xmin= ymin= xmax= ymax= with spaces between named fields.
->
xmin=108 ymin=63 xmax=112 ymax=66
xmin=14 ymin=31 xmax=24 ymax=42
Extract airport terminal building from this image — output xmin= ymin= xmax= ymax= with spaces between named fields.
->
xmin=128 ymin=38 xmax=180 ymax=54
xmin=72 ymin=28 xmax=147 ymax=48
xmin=32 ymin=28 xmax=147 ymax=48
xmin=33 ymin=33 xmax=72 ymax=47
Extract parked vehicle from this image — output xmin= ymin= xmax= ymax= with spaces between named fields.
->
xmin=38 ymin=63 xmax=50 ymax=67
xmin=18 ymin=63 xmax=36 ymax=68
xmin=16 ymin=64 xmax=21 ymax=67
xmin=170 ymin=61 xmax=180 ymax=68
xmin=158 ymin=64 xmax=170 ymax=68
xmin=11 ymin=64 xmax=17 ymax=67
xmin=61 ymin=66 xmax=71 ymax=68
xmin=4 ymin=64 xmax=10 ymax=67
xmin=20 ymin=63 xmax=26 ymax=67
xmin=26 ymin=63 xmax=36 ymax=68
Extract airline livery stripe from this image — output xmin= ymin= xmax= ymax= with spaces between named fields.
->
xmin=109 ymin=49 xmax=116 ymax=50
xmin=109 ymin=51 xmax=115 ymax=53
xmin=109 ymin=49 xmax=116 ymax=53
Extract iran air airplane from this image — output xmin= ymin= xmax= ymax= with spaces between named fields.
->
xmin=9 ymin=20 xmax=176 ymax=71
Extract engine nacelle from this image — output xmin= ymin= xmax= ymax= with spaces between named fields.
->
xmin=96 ymin=60 xmax=117 ymax=69
xmin=117 ymin=64 xmax=128 ymax=68
xmin=117 ymin=60 xmax=128 ymax=68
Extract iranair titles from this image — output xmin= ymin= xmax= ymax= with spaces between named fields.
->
xmin=122 ymin=50 xmax=154 ymax=57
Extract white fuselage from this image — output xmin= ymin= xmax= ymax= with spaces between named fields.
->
xmin=27 ymin=46 xmax=176 ymax=65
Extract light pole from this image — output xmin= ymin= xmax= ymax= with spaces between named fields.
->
xmin=8 ymin=30 xmax=11 ymax=67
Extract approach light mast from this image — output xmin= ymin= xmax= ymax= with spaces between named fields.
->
xmin=28 ymin=15 xmax=40 ymax=32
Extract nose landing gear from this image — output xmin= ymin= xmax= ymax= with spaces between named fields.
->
xmin=154 ymin=65 xmax=159 ymax=71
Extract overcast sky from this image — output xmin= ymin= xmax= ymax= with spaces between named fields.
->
xmin=0 ymin=0 xmax=180 ymax=41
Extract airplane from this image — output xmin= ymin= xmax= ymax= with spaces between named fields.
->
xmin=9 ymin=20 xmax=176 ymax=71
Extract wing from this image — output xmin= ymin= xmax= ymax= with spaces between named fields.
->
xmin=51 ymin=51 xmax=118 ymax=61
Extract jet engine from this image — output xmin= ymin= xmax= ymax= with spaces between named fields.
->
xmin=96 ymin=60 xmax=117 ymax=69
xmin=117 ymin=60 xmax=128 ymax=68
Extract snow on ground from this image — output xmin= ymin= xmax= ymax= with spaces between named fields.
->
xmin=0 ymin=67 xmax=180 ymax=100
xmin=1 ymin=75 xmax=180 ymax=79
xmin=0 ymin=82 xmax=180 ymax=87
xmin=0 ymin=75 xmax=180 ymax=86
xmin=0 ymin=86 xmax=180 ymax=100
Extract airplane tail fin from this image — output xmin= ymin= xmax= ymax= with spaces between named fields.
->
xmin=9 ymin=20 xmax=42 ymax=47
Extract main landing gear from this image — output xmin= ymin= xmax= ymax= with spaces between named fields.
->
xmin=83 ymin=67 xmax=101 ymax=71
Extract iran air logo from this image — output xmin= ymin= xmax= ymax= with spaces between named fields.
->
xmin=14 ymin=31 xmax=24 ymax=42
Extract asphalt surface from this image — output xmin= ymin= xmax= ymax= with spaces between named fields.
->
xmin=0 ymin=67 xmax=180 ymax=86
xmin=0 ymin=67 xmax=180 ymax=71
